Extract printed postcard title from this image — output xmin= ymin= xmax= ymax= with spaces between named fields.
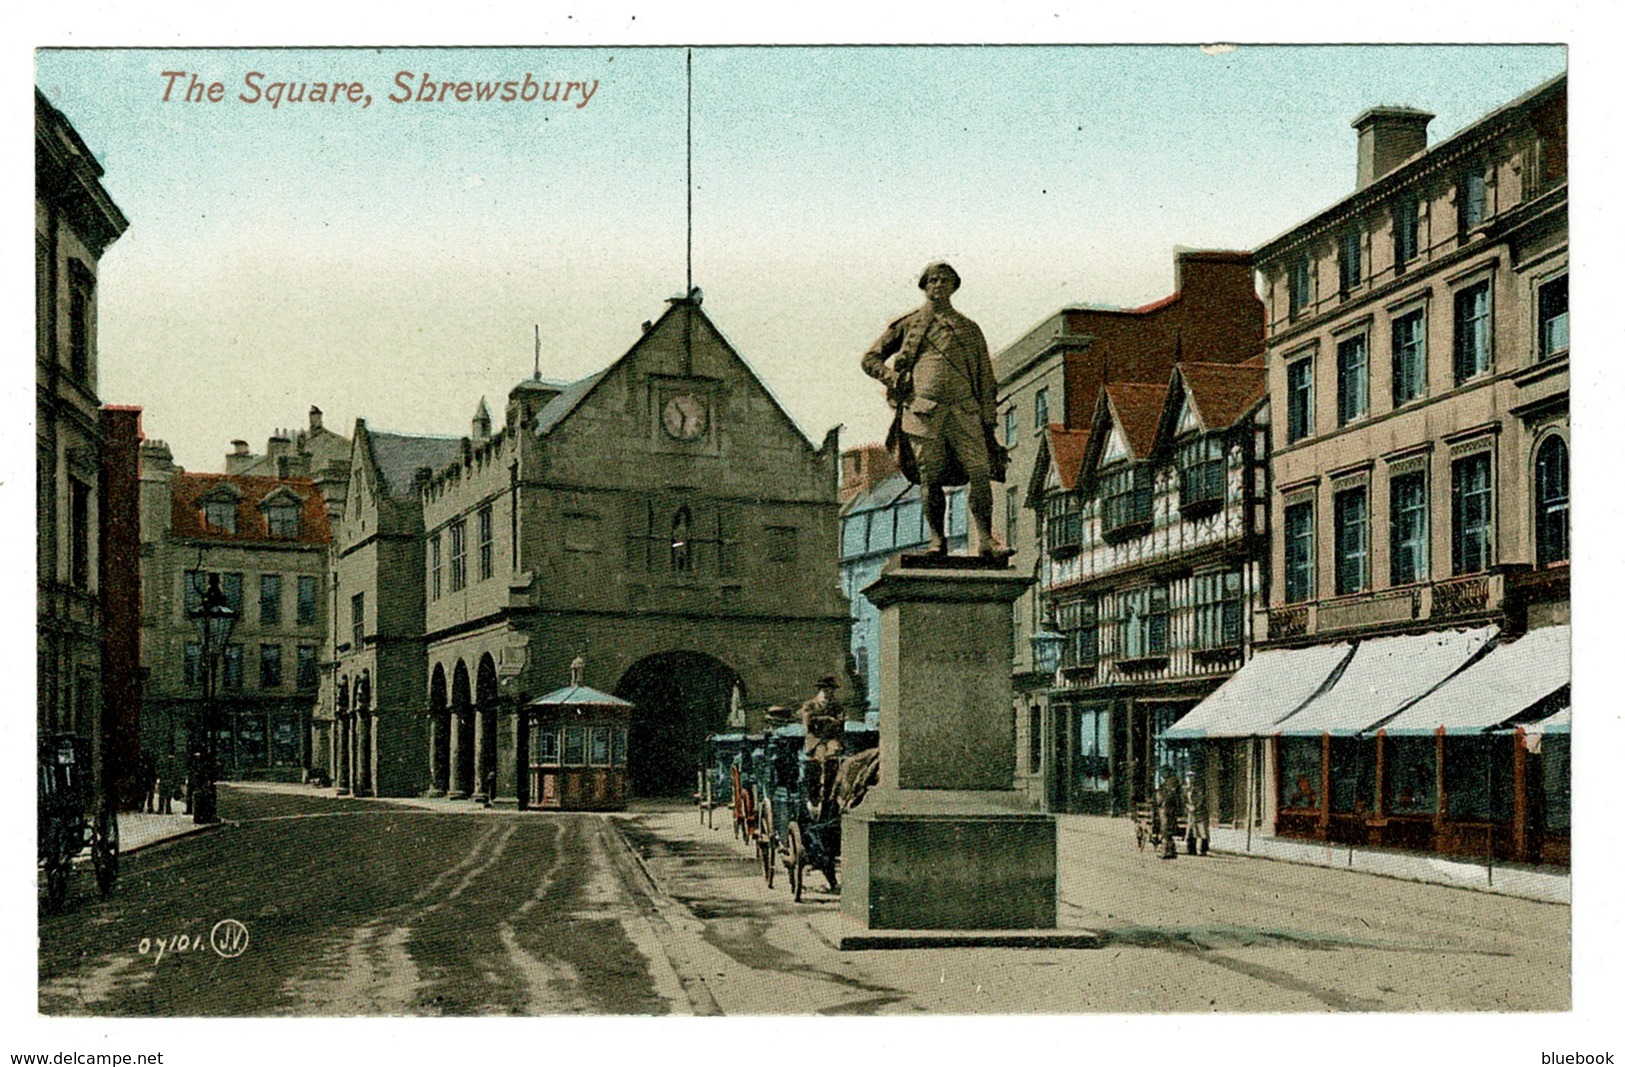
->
xmin=160 ymin=71 xmax=601 ymax=110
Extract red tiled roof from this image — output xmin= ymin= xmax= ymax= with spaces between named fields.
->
xmin=170 ymin=471 xmax=331 ymax=545
xmin=1178 ymin=361 xmax=1268 ymax=431
xmin=1103 ymin=382 xmax=1169 ymax=459
xmin=1045 ymin=424 xmax=1092 ymax=490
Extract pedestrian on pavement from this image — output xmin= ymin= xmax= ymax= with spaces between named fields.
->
xmin=1183 ymin=767 xmax=1210 ymax=856
xmin=1154 ymin=766 xmax=1182 ymax=860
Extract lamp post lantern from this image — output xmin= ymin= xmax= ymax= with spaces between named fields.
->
xmin=189 ymin=572 xmax=238 ymax=825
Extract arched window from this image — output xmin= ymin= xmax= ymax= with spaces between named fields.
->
xmin=1535 ymin=435 xmax=1569 ymax=566
xmin=670 ymin=506 xmax=692 ymax=573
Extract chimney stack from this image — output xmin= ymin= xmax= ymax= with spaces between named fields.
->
xmin=309 ymin=406 xmax=324 ymax=432
xmin=1353 ymin=107 xmax=1434 ymax=190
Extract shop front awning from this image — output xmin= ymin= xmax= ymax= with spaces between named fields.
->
xmin=1519 ymin=704 xmax=1571 ymax=736
xmin=1274 ymin=626 xmax=1498 ymax=736
xmin=1381 ymin=624 xmax=1570 ymax=736
xmin=1161 ymin=643 xmax=1354 ymax=740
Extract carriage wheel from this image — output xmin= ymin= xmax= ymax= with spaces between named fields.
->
xmin=758 ymin=794 xmax=776 ymax=888
xmin=788 ymin=822 xmax=806 ymax=903
xmin=43 ymin=825 xmax=71 ymax=913
xmin=93 ymin=809 xmax=119 ymax=898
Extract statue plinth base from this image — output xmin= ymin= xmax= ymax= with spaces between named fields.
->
xmin=841 ymin=558 xmax=1056 ymax=931
xmin=842 ymin=788 xmax=1056 ymax=930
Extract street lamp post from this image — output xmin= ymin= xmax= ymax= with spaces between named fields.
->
xmin=189 ymin=572 xmax=238 ymax=825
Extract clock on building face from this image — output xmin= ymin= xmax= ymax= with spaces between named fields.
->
xmin=662 ymin=394 xmax=708 ymax=440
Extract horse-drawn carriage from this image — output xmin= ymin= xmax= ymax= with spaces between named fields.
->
xmin=37 ymin=733 xmax=119 ymax=912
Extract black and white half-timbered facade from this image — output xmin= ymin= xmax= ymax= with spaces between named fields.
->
xmin=1028 ymin=362 xmax=1269 ymax=815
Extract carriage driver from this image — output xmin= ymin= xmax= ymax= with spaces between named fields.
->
xmin=800 ymin=676 xmax=846 ymax=817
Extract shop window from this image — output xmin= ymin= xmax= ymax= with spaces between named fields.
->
xmin=1279 ymin=737 xmax=1322 ymax=810
xmin=535 ymin=728 xmax=560 ymax=763
xmin=1390 ymin=308 xmax=1427 ymax=406
xmin=1329 ymin=737 xmax=1376 ymax=814
xmin=1542 ymin=736 xmax=1569 ymax=831
xmin=1074 ymin=706 xmax=1111 ymax=794
xmin=563 ymin=726 xmax=585 ymax=765
xmin=1387 ymin=737 xmax=1437 ymax=815
xmin=589 ymin=727 xmax=611 ymax=766
xmin=1443 ymin=737 xmax=1512 ymax=822
xmin=271 ymin=713 xmax=301 ymax=766
xmin=1389 ymin=471 xmax=1429 ymax=585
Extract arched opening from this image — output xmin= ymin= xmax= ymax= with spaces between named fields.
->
xmin=615 ymin=651 xmax=741 ymax=797
xmin=451 ymin=660 xmax=473 ymax=797
xmin=428 ymin=663 xmax=449 ymax=795
xmin=476 ymin=653 xmax=500 ymax=799
xmin=1534 ymin=434 xmax=1569 ymax=567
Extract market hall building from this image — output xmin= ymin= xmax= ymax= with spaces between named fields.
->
xmin=333 ymin=294 xmax=850 ymax=803
xmin=1168 ymin=74 xmax=1569 ymax=866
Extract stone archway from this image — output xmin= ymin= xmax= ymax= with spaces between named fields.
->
xmin=615 ymin=651 xmax=742 ymax=798
xmin=450 ymin=660 xmax=473 ymax=798
xmin=428 ymin=664 xmax=449 ymax=796
xmin=475 ymin=654 xmax=500 ymax=802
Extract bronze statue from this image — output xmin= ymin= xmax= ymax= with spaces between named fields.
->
xmin=861 ymin=262 xmax=1010 ymax=558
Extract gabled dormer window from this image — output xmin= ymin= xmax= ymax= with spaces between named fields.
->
xmin=198 ymin=486 xmax=243 ymax=534
xmin=1178 ymin=434 xmax=1226 ymax=513
xmin=261 ymin=489 xmax=303 ymax=538
xmin=1045 ymin=492 xmax=1081 ymax=558
xmin=1100 ymin=463 xmax=1153 ymax=540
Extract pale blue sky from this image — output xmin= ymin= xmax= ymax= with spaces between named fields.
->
xmin=35 ymin=45 xmax=1566 ymax=468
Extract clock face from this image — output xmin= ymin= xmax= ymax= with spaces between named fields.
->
xmin=662 ymin=394 xmax=708 ymax=440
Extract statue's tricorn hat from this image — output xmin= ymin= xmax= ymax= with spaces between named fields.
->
xmin=918 ymin=261 xmax=961 ymax=292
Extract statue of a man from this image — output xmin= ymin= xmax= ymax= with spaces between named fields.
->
xmin=861 ymin=261 xmax=1009 ymax=558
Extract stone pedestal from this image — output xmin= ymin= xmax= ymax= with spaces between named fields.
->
xmin=842 ymin=556 xmax=1057 ymax=931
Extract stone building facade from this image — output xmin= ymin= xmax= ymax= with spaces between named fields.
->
xmin=1176 ymin=74 xmax=1569 ymax=865
xmin=380 ymin=295 xmax=850 ymax=804
xmin=324 ymin=421 xmax=463 ymax=796
xmin=139 ymin=444 xmax=337 ymax=782
xmin=36 ymin=89 xmax=128 ymax=756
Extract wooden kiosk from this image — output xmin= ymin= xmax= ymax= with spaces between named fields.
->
xmin=527 ymin=658 xmax=633 ymax=811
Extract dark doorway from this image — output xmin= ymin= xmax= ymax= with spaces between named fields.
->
xmin=615 ymin=651 xmax=740 ymax=797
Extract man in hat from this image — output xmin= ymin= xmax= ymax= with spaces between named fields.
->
xmin=861 ymin=262 xmax=1009 ymax=558
xmin=800 ymin=675 xmax=846 ymax=817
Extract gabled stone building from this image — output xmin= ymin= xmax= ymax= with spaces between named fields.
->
xmin=394 ymin=295 xmax=848 ymax=804
xmin=323 ymin=421 xmax=463 ymax=795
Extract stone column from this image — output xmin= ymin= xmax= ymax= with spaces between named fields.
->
xmin=447 ymin=712 xmax=466 ymax=799
xmin=427 ymin=712 xmax=445 ymax=797
xmin=336 ymin=716 xmax=352 ymax=795
xmin=842 ymin=556 xmax=1056 ymax=931
xmin=471 ymin=705 xmax=489 ymax=804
